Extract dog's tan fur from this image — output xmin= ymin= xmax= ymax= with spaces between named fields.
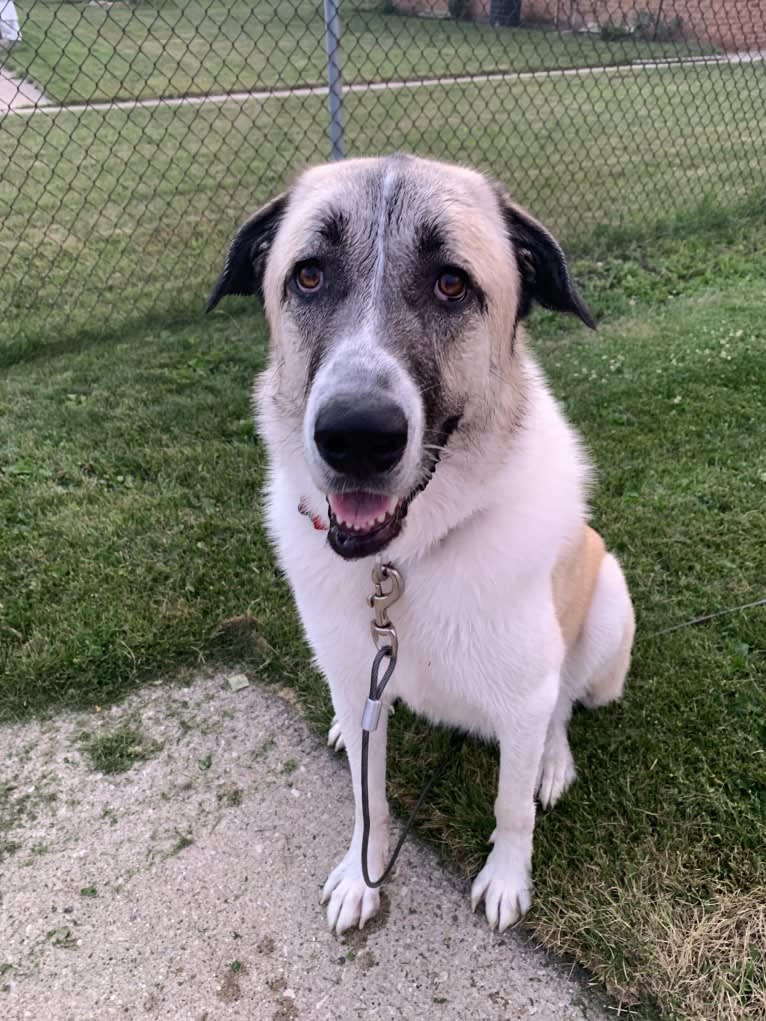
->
xmin=553 ymin=526 xmax=606 ymax=649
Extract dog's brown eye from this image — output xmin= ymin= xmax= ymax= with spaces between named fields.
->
xmin=295 ymin=262 xmax=323 ymax=293
xmin=435 ymin=269 xmax=467 ymax=303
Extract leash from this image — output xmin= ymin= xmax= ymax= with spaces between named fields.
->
xmin=357 ymin=561 xmax=765 ymax=891
xmin=360 ymin=562 xmax=466 ymax=888
xmin=645 ymin=596 xmax=766 ymax=638
xmin=361 ymin=646 xmax=464 ymax=888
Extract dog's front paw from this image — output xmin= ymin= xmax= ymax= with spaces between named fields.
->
xmin=321 ymin=850 xmax=383 ymax=934
xmin=470 ymin=842 xmax=532 ymax=932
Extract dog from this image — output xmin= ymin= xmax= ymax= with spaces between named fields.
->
xmin=208 ymin=154 xmax=635 ymax=936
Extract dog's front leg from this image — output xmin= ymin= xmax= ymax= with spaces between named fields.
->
xmin=471 ymin=674 xmax=558 ymax=931
xmin=321 ymin=688 xmax=391 ymax=934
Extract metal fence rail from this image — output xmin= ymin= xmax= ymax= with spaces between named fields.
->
xmin=1 ymin=1 xmax=764 ymax=338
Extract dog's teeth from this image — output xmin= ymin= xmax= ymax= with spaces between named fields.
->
xmin=333 ymin=502 xmax=401 ymax=535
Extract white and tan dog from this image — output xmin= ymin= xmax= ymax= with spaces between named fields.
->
xmin=209 ymin=155 xmax=635 ymax=936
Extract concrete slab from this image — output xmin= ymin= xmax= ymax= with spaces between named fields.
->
xmin=0 ymin=65 xmax=48 ymax=112
xmin=0 ymin=674 xmax=611 ymax=1020
xmin=3 ymin=51 xmax=763 ymax=119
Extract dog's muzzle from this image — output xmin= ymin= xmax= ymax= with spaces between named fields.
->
xmin=313 ymin=396 xmax=409 ymax=560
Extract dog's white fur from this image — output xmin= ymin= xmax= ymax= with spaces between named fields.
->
xmin=246 ymin=157 xmax=635 ymax=935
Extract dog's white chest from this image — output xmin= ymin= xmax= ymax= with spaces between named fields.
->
xmin=274 ymin=493 xmax=563 ymax=740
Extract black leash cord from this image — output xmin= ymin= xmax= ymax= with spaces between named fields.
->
xmin=360 ymin=646 xmax=464 ymax=889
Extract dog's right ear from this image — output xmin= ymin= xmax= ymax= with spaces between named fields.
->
xmin=206 ymin=192 xmax=289 ymax=312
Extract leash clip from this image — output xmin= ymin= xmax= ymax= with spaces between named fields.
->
xmin=368 ymin=563 xmax=403 ymax=657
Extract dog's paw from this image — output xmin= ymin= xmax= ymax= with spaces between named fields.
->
xmin=321 ymin=851 xmax=381 ymax=935
xmin=536 ymin=733 xmax=576 ymax=809
xmin=327 ymin=716 xmax=345 ymax=753
xmin=470 ymin=845 xmax=532 ymax=932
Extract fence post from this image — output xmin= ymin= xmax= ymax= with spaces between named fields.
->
xmin=323 ymin=0 xmax=345 ymax=161
xmin=652 ymin=0 xmax=666 ymax=40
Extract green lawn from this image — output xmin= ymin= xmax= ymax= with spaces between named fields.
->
xmin=5 ymin=0 xmax=707 ymax=103
xmin=3 ymin=63 xmax=764 ymax=350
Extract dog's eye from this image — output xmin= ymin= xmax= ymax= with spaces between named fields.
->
xmin=434 ymin=269 xmax=467 ymax=303
xmin=295 ymin=262 xmax=324 ymax=294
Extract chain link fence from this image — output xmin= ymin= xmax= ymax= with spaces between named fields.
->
xmin=1 ymin=1 xmax=765 ymax=339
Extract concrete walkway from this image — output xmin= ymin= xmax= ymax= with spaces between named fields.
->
xmin=2 ymin=49 xmax=763 ymax=119
xmin=0 ymin=65 xmax=47 ymax=112
xmin=0 ymin=672 xmax=612 ymax=1020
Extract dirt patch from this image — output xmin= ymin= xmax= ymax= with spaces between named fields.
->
xmin=272 ymin=997 xmax=299 ymax=1021
xmin=218 ymin=961 xmax=249 ymax=1003
xmin=256 ymin=935 xmax=276 ymax=956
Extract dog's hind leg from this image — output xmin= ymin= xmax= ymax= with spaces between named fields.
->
xmin=537 ymin=553 xmax=634 ymax=808
xmin=328 ymin=705 xmax=395 ymax=754
xmin=536 ymin=686 xmax=577 ymax=809
xmin=576 ymin=552 xmax=635 ymax=709
xmin=327 ymin=715 xmax=345 ymax=753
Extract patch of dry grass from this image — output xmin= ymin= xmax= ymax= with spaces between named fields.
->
xmin=662 ymin=889 xmax=766 ymax=1021
xmin=533 ymin=851 xmax=766 ymax=1021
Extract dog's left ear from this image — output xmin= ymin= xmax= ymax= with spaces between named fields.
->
xmin=206 ymin=192 xmax=289 ymax=312
xmin=502 ymin=198 xmax=595 ymax=329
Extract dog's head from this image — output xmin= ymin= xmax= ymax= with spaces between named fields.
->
xmin=208 ymin=155 xmax=593 ymax=560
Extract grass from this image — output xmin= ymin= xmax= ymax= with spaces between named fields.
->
xmin=3 ymin=62 xmax=764 ymax=346
xmin=170 ymin=830 xmax=194 ymax=854
xmin=4 ymin=0 xmax=707 ymax=103
xmin=506 ymin=273 xmax=765 ymax=1020
xmin=79 ymin=724 xmax=161 ymax=772
xmin=0 ymin=776 xmax=59 ymax=845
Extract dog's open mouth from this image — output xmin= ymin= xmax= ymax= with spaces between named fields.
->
xmin=327 ymin=491 xmax=406 ymax=559
xmin=323 ymin=416 xmax=461 ymax=559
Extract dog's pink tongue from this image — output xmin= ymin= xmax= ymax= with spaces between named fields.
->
xmin=329 ymin=491 xmax=392 ymax=528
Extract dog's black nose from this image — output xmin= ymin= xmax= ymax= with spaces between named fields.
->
xmin=314 ymin=398 xmax=408 ymax=478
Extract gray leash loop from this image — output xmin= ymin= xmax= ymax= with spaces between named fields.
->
xmin=360 ymin=645 xmax=397 ymax=734
xmin=360 ymin=643 xmax=464 ymax=889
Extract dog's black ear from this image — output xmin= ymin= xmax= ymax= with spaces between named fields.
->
xmin=206 ymin=192 xmax=289 ymax=312
xmin=502 ymin=198 xmax=595 ymax=329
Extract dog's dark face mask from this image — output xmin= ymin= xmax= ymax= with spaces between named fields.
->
xmin=208 ymin=156 xmax=593 ymax=560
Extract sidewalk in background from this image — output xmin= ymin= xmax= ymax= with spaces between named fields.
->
xmin=0 ymin=65 xmax=47 ymax=112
